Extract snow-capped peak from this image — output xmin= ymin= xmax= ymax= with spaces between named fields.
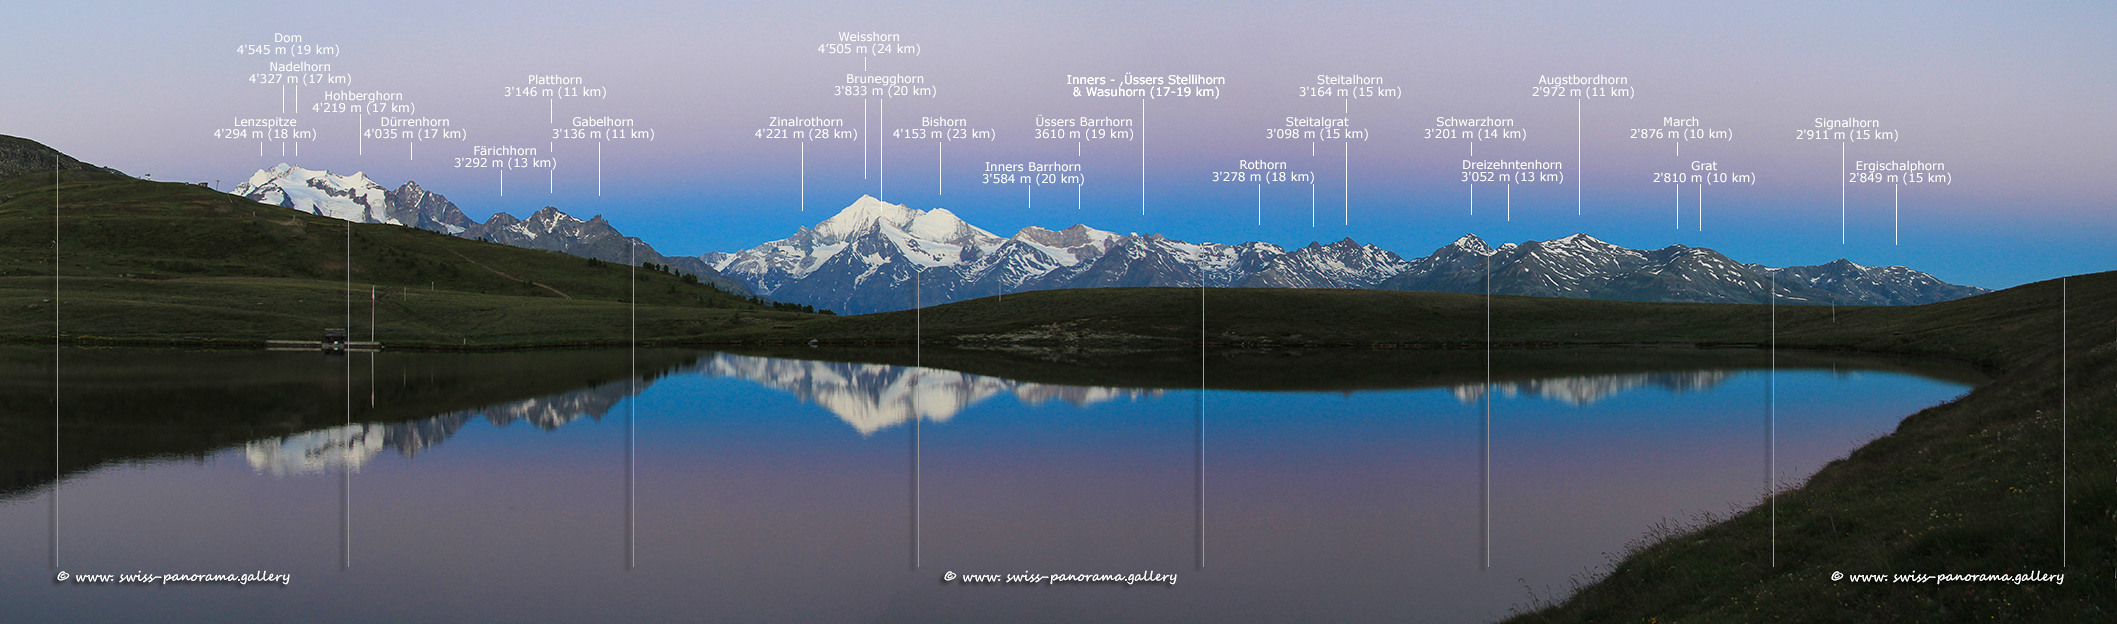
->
xmin=232 ymin=163 xmax=399 ymax=226
xmin=906 ymin=207 xmax=997 ymax=244
xmin=1548 ymin=233 xmax=1606 ymax=247
xmin=1015 ymin=224 xmax=1119 ymax=248
xmin=812 ymin=195 xmax=922 ymax=243
xmin=1449 ymin=233 xmax=1493 ymax=255
xmin=706 ymin=200 xmax=1988 ymax=314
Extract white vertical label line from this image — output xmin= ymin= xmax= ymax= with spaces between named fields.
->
xmin=915 ymin=375 xmax=921 ymax=570
xmin=879 ymin=99 xmax=885 ymax=201
xmin=864 ymin=99 xmax=869 ymax=179
xmin=914 ymin=266 xmax=923 ymax=569
xmin=52 ymin=158 xmax=60 ymax=570
xmin=344 ymin=217 xmax=352 ymax=569
xmin=629 ymin=242 xmax=636 ymax=569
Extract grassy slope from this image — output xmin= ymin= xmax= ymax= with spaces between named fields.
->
xmin=788 ymin=279 xmax=2105 ymax=621
xmin=752 ymin=282 xmax=2062 ymax=372
xmin=0 ymin=347 xmax=705 ymax=500
xmin=1486 ymin=276 xmax=2112 ymax=622
xmin=719 ymin=280 xmax=2113 ymax=621
xmin=0 ymin=171 xmax=812 ymax=347
xmin=2 ymin=169 xmax=2108 ymax=619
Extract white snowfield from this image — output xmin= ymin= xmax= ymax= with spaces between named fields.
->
xmin=233 ymin=163 xmax=401 ymax=225
xmin=708 ymin=195 xmax=1408 ymax=300
xmin=703 ymin=353 xmax=1156 ymax=435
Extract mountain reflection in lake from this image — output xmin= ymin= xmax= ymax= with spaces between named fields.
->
xmin=1452 ymin=370 xmax=1736 ymax=406
xmin=701 ymin=353 xmax=1164 ymax=435
xmin=244 ymin=378 xmax=637 ymax=476
xmin=1 ymin=347 xmax=1975 ymax=623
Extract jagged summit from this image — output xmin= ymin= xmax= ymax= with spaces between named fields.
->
xmin=1448 ymin=233 xmax=1493 ymax=255
xmin=229 ymin=163 xmax=750 ymax=295
xmin=706 ymin=197 xmax=1988 ymax=314
xmin=234 ymin=163 xmax=395 ymax=225
xmin=811 ymin=195 xmax=922 ymax=243
xmin=906 ymin=207 xmax=999 ymax=245
xmin=0 ymin=134 xmax=127 ymax=181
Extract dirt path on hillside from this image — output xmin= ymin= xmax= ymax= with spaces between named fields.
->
xmin=448 ymin=249 xmax=574 ymax=299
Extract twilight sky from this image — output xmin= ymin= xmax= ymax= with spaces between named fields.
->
xmin=5 ymin=0 xmax=2111 ymax=288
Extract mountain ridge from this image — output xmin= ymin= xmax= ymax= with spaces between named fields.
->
xmin=0 ymin=135 xmax=128 ymax=183
xmin=232 ymin=163 xmax=751 ymax=295
xmin=705 ymin=196 xmax=1988 ymax=314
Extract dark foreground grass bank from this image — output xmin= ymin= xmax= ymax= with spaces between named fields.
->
xmin=0 ymin=170 xmax=810 ymax=347
xmin=1 ymin=168 xmax=2109 ymax=620
xmin=1488 ymin=274 xmax=2113 ymax=622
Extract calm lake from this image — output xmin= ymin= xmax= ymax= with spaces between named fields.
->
xmin=1 ymin=346 xmax=1980 ymax=622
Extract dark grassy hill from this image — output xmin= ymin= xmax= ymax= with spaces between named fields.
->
xmin=1 ymin=142 xmax=2107 ymax=620
xmin=0 ymin=167 xmax=816 ymax=347
xmin=718 ymin=276 xmax=2113 ymax=621
xmin=0 ymin=346 xmax=706 ymax=500
xmin=739 ymin=275 xmax=2083 ymax=374
xmin=1487 ymin=274 xmax=2112 ymax=622
xmin=0 ymin=135 xmax=125 ymax=182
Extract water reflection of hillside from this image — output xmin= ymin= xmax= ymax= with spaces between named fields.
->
xmin=244 ymin=379 xmax=636 ymax=475
xmin=701 ymin=353 xmax=1162 ymax=435
xmin=1450 ymin=370 xmax=1739 ymax=406
xmin=230 ymin=359 xmax=1884 ymax=473
xmin=211 ymin=348 xmax=1981 ymax=475
xmin=240 ymin=354 xmax=1166 ymax=474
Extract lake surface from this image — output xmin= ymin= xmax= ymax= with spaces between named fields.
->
xmin=1 ymin=347 xmax=1977 ymax=622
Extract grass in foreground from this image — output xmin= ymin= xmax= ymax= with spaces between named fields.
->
xmin=3 ymin=168 xmax=2109 ymax=620
xmin=1487 ymin=274 xmax=2112 ymax=622
xmin=0 ymin=170 xmax=820 ymax=347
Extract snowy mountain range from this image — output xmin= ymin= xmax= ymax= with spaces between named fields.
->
xmin=701 ymin=353 xmax=1158 ymax=435
xmin=1451 ymin=370 xmax=1737 ymax=406
xmin=232 ymin=164 xmax=749 ymax=294
xmin=1376 ymin=233 xmax=1987 ymax=306
xmin=239 ymin=353 xmax=1156 ymax=473
xmin=243 ymin=378 xmax=635 ymax=476
xmin=228 ymin=167 xmax=1986 ymax=314
xmin=704 ymin=196 xmax=1987 ymax=314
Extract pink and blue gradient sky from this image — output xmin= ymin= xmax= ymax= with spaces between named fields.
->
xmin=6 ymin=0 xmax=2110 ymax=288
